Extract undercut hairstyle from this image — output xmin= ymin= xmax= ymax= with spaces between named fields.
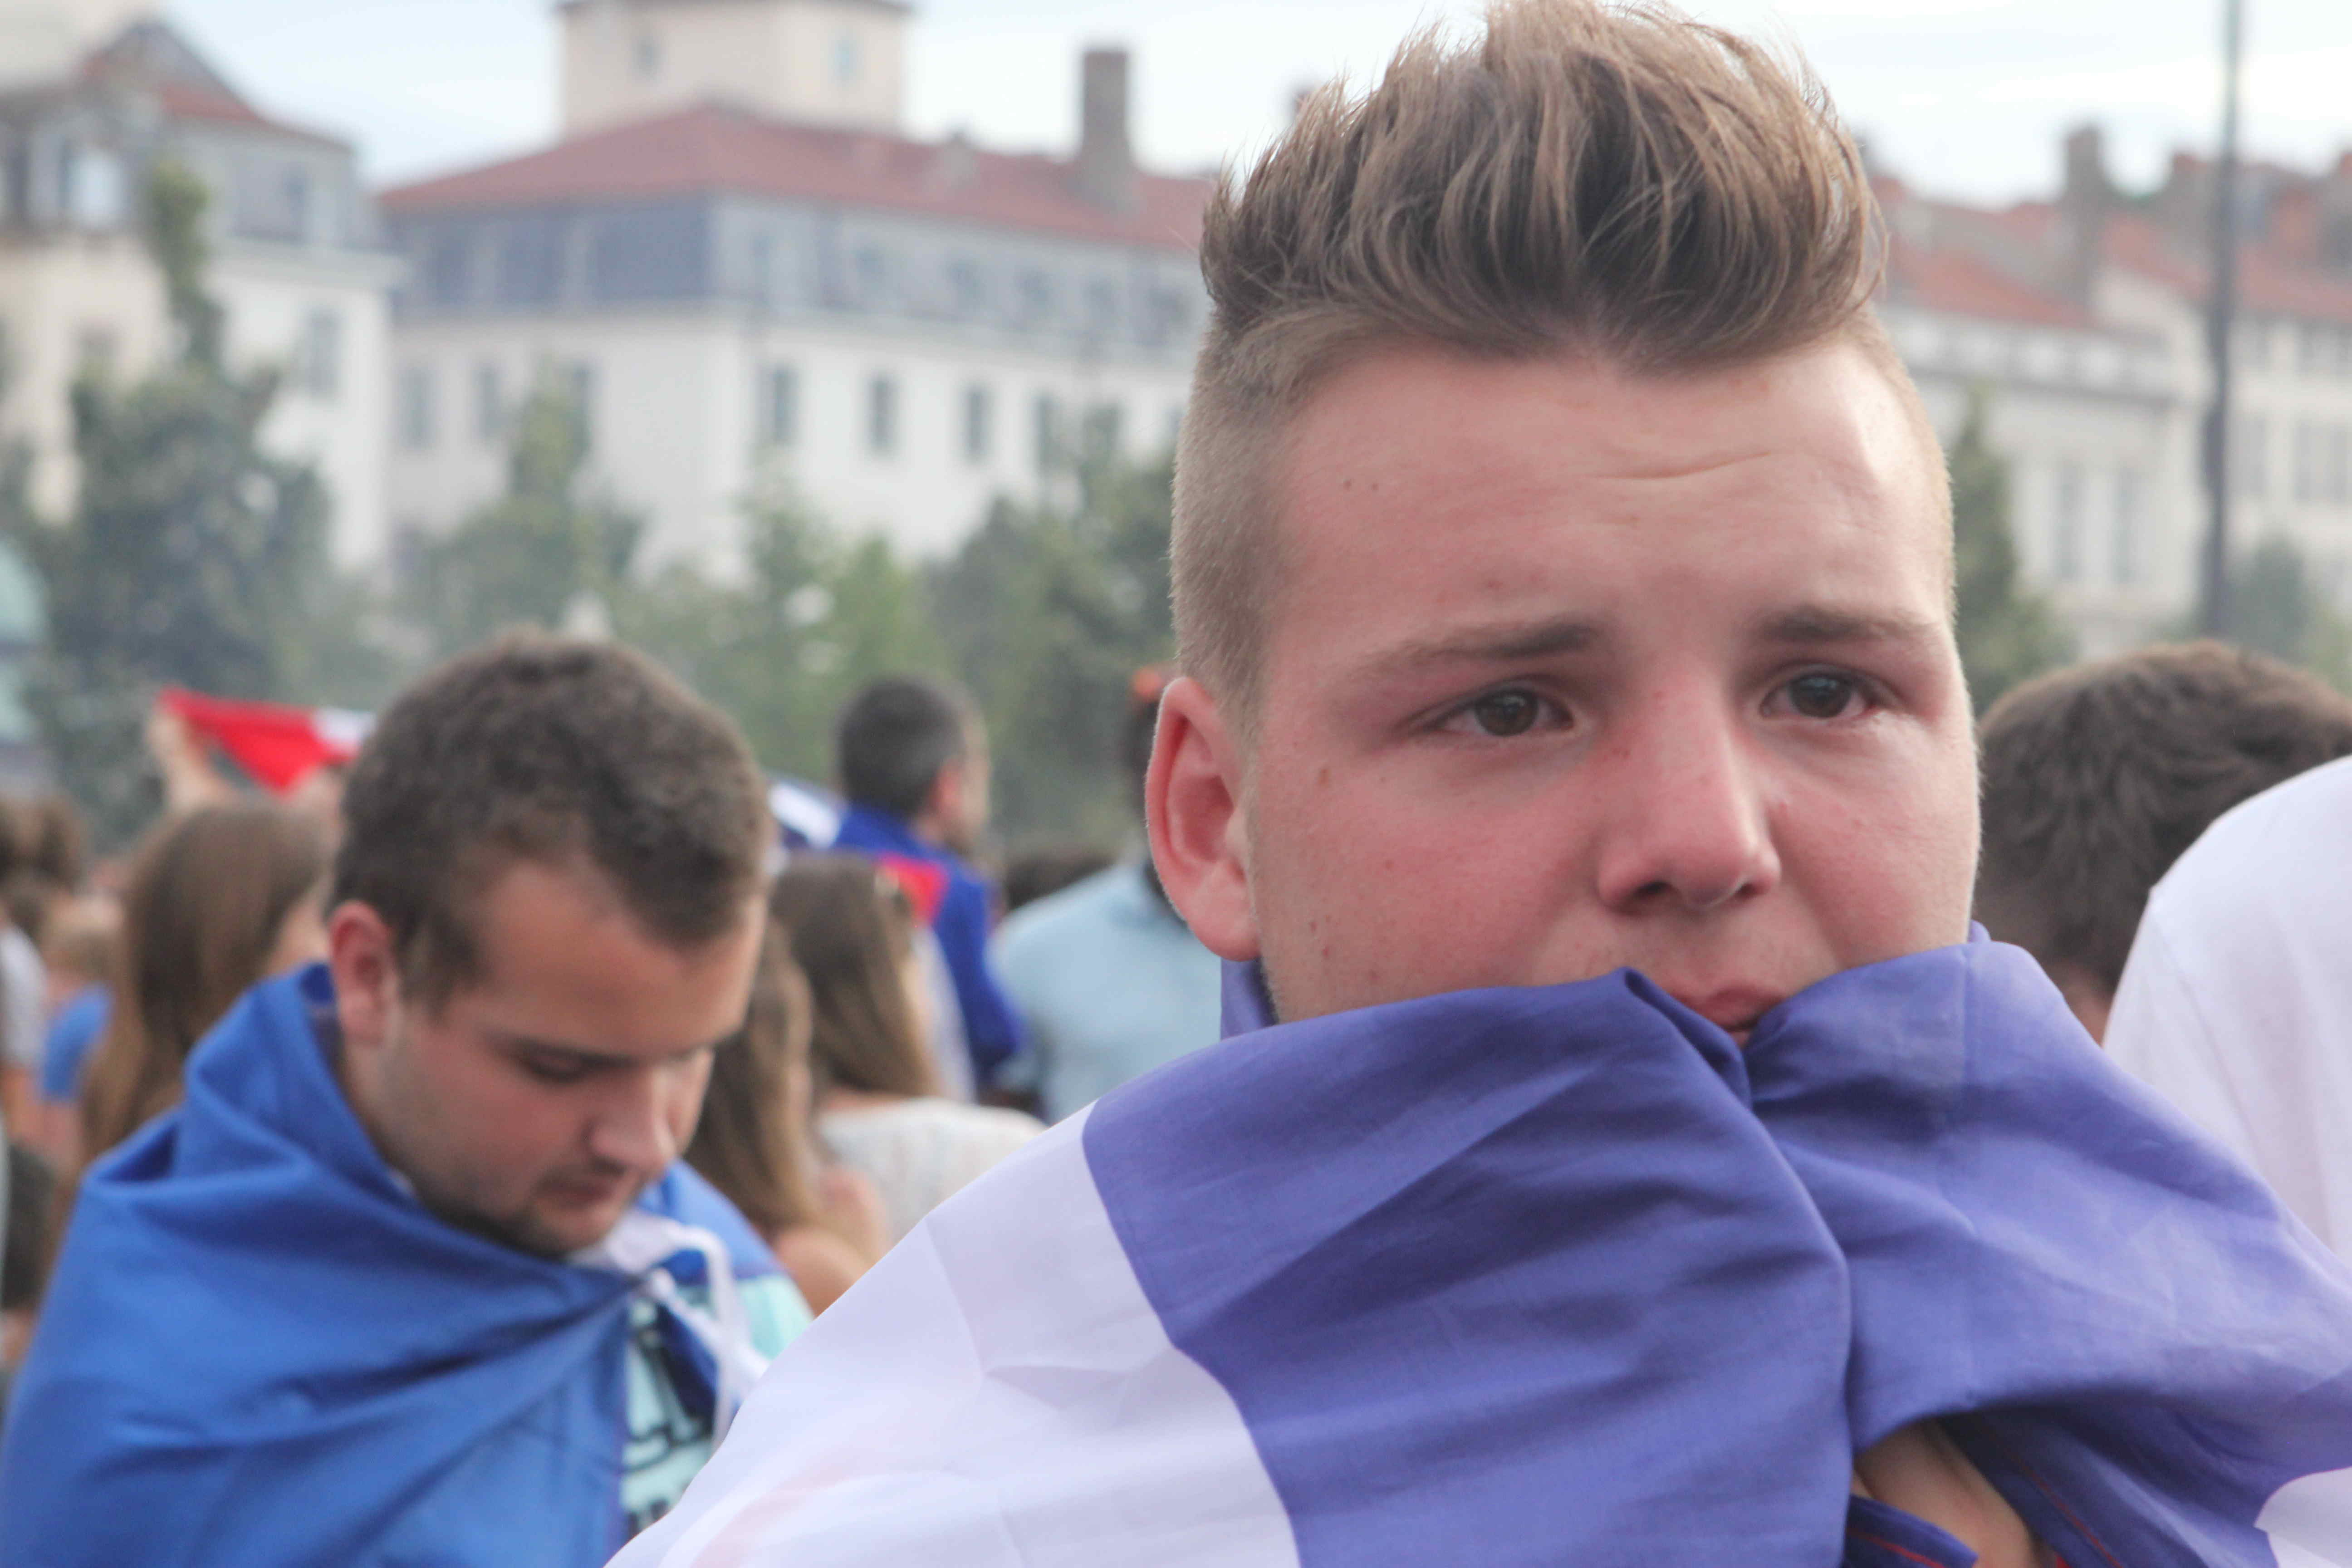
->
xmin=835 ymin=677 xmax=974 ymax=821
xmin=1175 ymin=0 xmax=1896 ymax=726
xmin=333 ymin=636 xmax=770 ymax=1006
xmin=1976 ymin=641 xmax=2352 ymax=1000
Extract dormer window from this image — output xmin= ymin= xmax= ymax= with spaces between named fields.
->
xmin=635 ymin=33 xmax=662 ymax=81
xmin=833 ymin=32 xmax=861 ymax=86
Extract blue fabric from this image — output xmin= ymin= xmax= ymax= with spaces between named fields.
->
xmin=0 ymin=964 xmax=778 ymax=1568
xmin=993 ymin=862 xmax=1222 ymax=1120
xmin=37 ymin=985 xmax=108 ymax=1102
xmin=834 ymin=804 xmax=1024 ymax=1083
xmin=1084 ymin=938 xmax=2352 ymax=1568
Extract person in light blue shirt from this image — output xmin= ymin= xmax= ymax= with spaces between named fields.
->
xmin=993 ymin=671 xmax=1221 ymax=1122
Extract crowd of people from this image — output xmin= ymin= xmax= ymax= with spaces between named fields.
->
xmin=0 ymin=1 xmax=2349 ymax=1564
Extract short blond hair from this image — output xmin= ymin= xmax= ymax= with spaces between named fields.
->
xmin=1174 ymin=0 xmax=1891 ymax=727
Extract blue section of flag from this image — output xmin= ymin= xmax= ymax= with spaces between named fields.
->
xmin=1086 ymin=938 xmax=2352 ymax=1567
xmin=0 ymin=964 xmax=777 ymax=1568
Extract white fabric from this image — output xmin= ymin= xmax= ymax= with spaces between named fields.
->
xmin=2106 ymin=755 xmax=2352 ymax=1258
xmin=818 ymin=1097 xmax=1041 ymax=1244
xmin=2261 ymin=1468 xmax=2352 ymax=1568
xmin=606 ymin=1109 xmax=1296 ymax=1568
xmin=574 ymin=1210 xmax=773 ymax=1443
xmin=0 ymin=926 xmax=44 ymax=1070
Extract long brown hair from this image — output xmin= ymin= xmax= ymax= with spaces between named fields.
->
xmin=685 ymin=921 xmax=821 ymax=1236
xmin=767 ymin=855 xmax=939 ymax=1099
xmin=78 ymin=802 xmax=332 ymax=1163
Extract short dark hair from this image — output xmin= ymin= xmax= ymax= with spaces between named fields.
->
xmin=834 ymin=677 xmax=974 ymax=820
xmin=1976 ymin=641 xmax=2352 ymax=995
xmin=333 ymin=636 xmax=770 ymax=1004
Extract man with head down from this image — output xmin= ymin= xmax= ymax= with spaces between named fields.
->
xmin=613 ymin=6 xmax=2352 ymax=1568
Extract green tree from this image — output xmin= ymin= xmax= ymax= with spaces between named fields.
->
xmin=6 ymin=162 xmax=365 ymax=844
xmin=928 ymin=455 xmax=1176 ymax=845
xmin=1949 ymin=390 xmax=2074 ymax=710
xmin=402 ymin=382 xmax=644 ymax=655
xmin=617 ymin=479 xmax=945 ymax=782
xmin=2228 ymin=536 xmax=2352 ymax=690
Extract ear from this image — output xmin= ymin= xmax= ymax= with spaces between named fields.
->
xmin=1147 ymin=676 xmax=1259 ymax=961
xmin=327 ymin=901 xmax=402 ymax=1057
xmin=923 ymin=754 xmax=965 ymax=826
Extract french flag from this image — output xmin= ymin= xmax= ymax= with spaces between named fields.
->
xmin=158 ymin=687 xmax=372 ymax=794
xmin=615 ymin=939 xmax=2352 ymax=1568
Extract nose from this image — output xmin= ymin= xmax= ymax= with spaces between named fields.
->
xmin=1592 ymin=684 xmax=1781 ymax=915
xmin=585 ymin=1070 xmax=687 ymax=1177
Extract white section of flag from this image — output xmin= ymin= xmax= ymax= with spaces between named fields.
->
xmin=2261 ymin=1468 xmax=2352 ymax=1567
xmin=610 ymin=1109 xmax=1299 ymax=1568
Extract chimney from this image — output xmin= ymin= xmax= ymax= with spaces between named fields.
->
xmin=1074 ymin=46 xmax=1137 ymax=214
xmin=2057 ymin=122 xmax=2110 ymax=306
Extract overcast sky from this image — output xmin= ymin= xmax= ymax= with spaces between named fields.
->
xmin=167 ymin=0 xmax=2352 ymax=206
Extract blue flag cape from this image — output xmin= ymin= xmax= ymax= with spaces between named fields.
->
xmin=1128 ymin=937 xmax=2352 ymax=1565
xmin=613 ymin=936 xmax=2352 ymax=1568
xmin=0 ymin=964 xmax=778 ymax=1568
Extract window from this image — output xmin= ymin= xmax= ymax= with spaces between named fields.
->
xmin=2051 ymin=461 xmax=2083 ymax=583
xmin=475 ymin=362 xmax=504 ymax=443
xmin=833 ymin=31 xmax=862 ymax=85
xmin=2111 ymin=469 xmax=2141 ymax=585
xmin=2296 ymin=421 xmax=2325 ymax=503
xmin=1034 ymin=392 xmax=1062 ymax=475
xmin=1085 ymin=278 xmax=1119 ymax=336
xmin=867 ymin=374 xmax=897 ymax=456
xmin=564 ymin=362 xmax=597 ymax=453
xmin=63 ymin=143 xmax=125 ymax=228
xmin=74 ymin=326 xmax=116 ymax=377
xmin=1081 ymin=402 xmax=1122 ymax=464
xmin=1016 ymin=270 xmax=1053 ymax=327
xmin=2238 ymin=415 xmax=2269 ymax=500
xmin=634 ymin=32 xmax=663 ymax=80
xmin=399 ymin=364 xmax=436 ymax=451
xmin=285 ymin=167 xmax=312 ymax=244
xmin=2328 ymin=425 xmax=2352 ymax=506
xmin=298 ymin=309 xmax=342 ymax=399
xmin=949 ymin=258 xmax=985 ymax=318
xmin=759 ymin=364 xmax=799 ymax=447
xmin=749 ymin=233 xmax=774 ymax=308
xmin=854 ymin=246 xmax=888 ymax=308
xmin=962 ymin=383 xmax=991 ymax=464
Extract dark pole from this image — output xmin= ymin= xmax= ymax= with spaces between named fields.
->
xmin=2200 ymin=0 xmax=2246 ymax=636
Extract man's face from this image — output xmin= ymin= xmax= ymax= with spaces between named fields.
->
xmin=333 ymin=861 xmax=764 ymax=1256
xmin=1154 ymin=338 xmax=1979 ymax=1034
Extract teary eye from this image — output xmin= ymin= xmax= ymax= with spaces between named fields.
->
xmin=1468 ymin=688 xmax=1542 ymax=737
xmin=1785 ymin=672 xmax=1862 ymax=720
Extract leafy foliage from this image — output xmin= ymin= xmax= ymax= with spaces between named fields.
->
xmin=2227 ymin=536 xmax=2352 ymax=690
xmin=1949 ymin=390 xmax=2075 ymax=710
xmin=926 ymin=457 xmax=1175 ymax=845
xmin=5 ymin=162 xmax=375 ymax=845
xmin=400 ymin=382 xmax=643 ymax=655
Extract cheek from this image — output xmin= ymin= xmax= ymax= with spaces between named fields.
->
xmin=1779 ymin=737 xmax=1979 ymax=957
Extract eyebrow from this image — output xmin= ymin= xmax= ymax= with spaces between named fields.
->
xmin=1753 ymin=606 xmax=1944 ymax=646
xmin=1350 ymin=615 xmax=1604 ymax=681
xmin=495 ymin=1032 xmax=723 ymax=1071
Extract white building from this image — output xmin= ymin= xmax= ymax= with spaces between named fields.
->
xmin=1878 ymin=127 xmax=2352 ymax=656
xmin=0 ymin=6 xmax=399 ymax=565
xmin=382 ymin=0 xmax=1209 ymax=573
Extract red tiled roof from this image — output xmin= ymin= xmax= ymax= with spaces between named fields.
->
xmin=1885 ymin=235 xmax=2088 ymax=329
xmin=2102 ymin=213 xmax=2352 ymax=324
xmin=382 ymin=103 xmax=1212 ymax=253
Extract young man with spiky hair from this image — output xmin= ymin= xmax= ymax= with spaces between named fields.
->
xmin=615 ymin=7 xmax=2352 ymax=1567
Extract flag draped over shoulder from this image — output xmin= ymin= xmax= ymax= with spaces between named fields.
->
xmin=615 ymin=937 xmax=2352 ymax=1568
xmin=0 ymin=965 xmax=779 ymax=1568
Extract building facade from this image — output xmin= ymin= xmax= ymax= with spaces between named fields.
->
xmin=383 ymin=9 xmax=1208 ymax=573
xmin=0 ymin=13 xmax=398 ymax=564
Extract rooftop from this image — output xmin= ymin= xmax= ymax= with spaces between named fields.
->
xmin=382 ymin=102 xmax=1212 ymax=254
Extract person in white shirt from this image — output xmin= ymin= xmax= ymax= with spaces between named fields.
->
xmin=2104 ymin=753 xmax=2352 ymax=1258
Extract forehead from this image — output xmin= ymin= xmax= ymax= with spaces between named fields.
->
xmin=455 ymin=861 xmax=760 ymax=1058
xmin=1264 ymin=340 xmax=1949 ymax=669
